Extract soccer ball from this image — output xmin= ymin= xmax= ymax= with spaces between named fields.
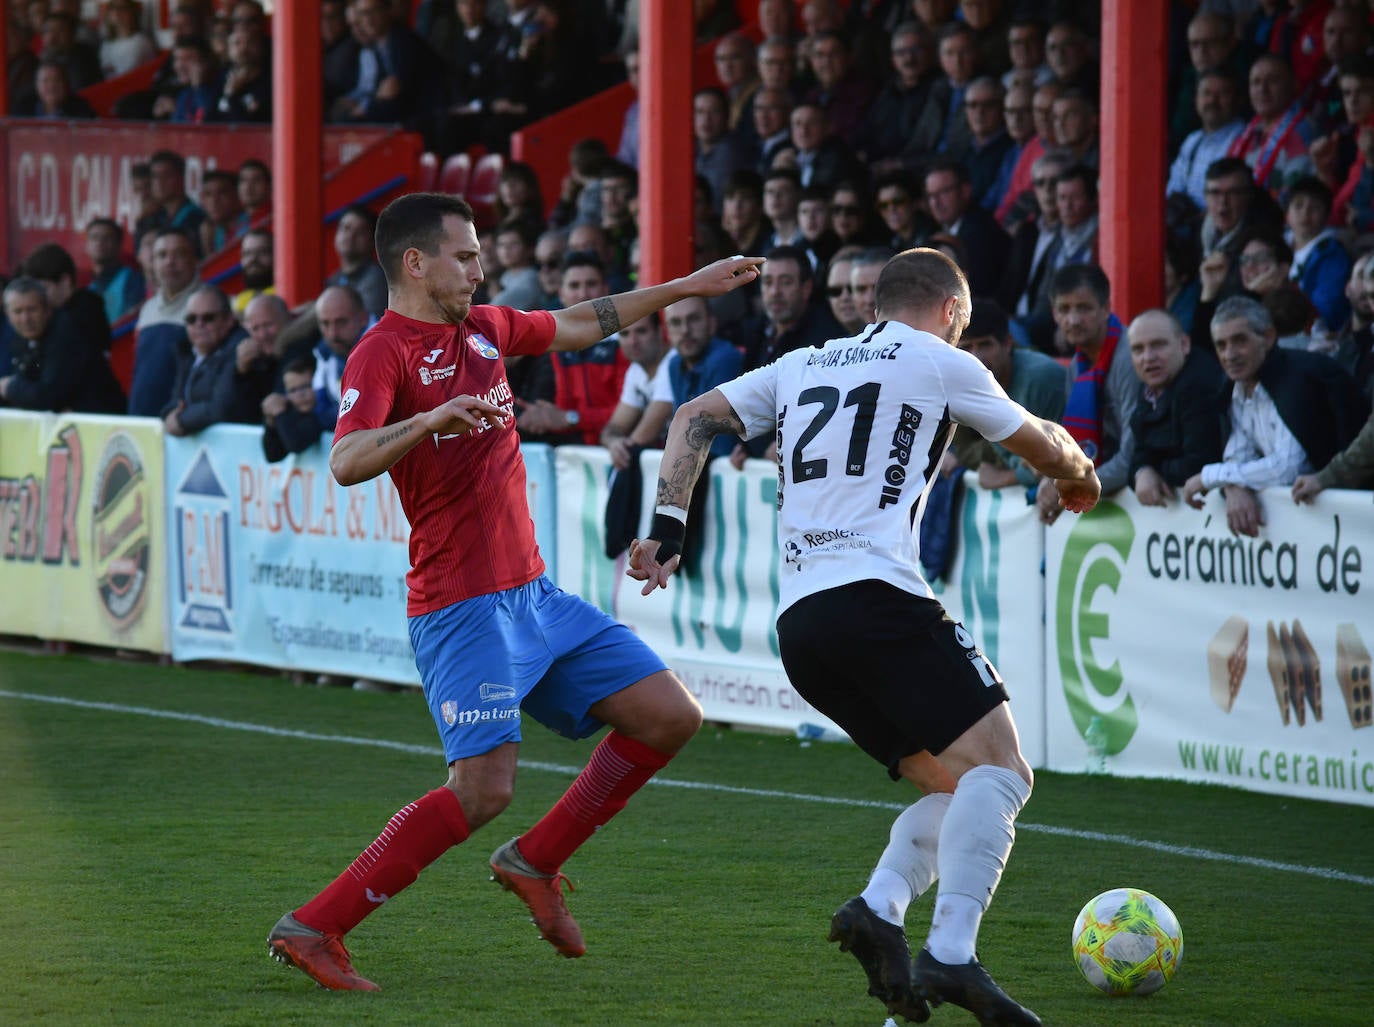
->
xmin=1071 ymin=887 xmax=1183 ymax=996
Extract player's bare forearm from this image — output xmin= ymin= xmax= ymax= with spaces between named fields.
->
xmin=330 ymin=416 xmax=429 ymax=485
xmin=548 ymin=256 xmax=764 ymax=351
xmin=1003 ymin=415 xmax=1094 ymax=481
xmin=330 ymin=395 xmax=508 ymax=485
xmin=655 ymin=394 xmax=745 ymax=510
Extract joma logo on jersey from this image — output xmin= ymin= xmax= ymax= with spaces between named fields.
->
xmin=877 ymin=404 xmax=923 ymax=509
xmin=418 ymin=363 xmax=457 ymax=385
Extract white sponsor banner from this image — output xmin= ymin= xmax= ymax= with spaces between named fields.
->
xmin=1045 ymin=488 xmax=1374 ymax=806
xmin=932 ymin=480 xmax=1048 ymax=766
xmin=555 ymin=449 xmax=1050 ymax=742
xmin=556 ymin=447 xmax=837 ymax=732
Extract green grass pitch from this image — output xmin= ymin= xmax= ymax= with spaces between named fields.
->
xmin=1 ymin=648 xmax=1372 ymax=1026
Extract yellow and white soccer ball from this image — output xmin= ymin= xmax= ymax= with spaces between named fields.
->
xmin=1071 ymin=887 xmax=1183 ymax=996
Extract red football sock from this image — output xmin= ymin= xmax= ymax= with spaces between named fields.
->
xmin=517 ymin=731 xmax=673 ymax=874
xmin=295 ymin=787 xmax=469 ymax=936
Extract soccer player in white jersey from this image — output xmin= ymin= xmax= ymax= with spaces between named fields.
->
xmin=628 ymin=248 xmax=1100 ymax=1025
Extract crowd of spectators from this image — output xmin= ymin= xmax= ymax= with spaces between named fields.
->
xmin=5 ymin=0 xmax=638 ymax=146
xmin=2 ymin=0 xmax=1373 ymax=548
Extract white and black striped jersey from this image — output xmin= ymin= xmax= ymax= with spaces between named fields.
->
xmin=717 ymin=320 xmax=1026 ymax=615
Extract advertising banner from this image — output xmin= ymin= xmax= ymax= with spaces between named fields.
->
xmin=1045 ymin=488 xmax=1374 ymax=806
xmin=523 ymin=443 xmax=559 ymax=586
xmin=165 ymin=426 xmax=419 ymax=683
xmin=553 ymin=449 xmax=1054 ymax=739
xmin=164 ymin=428 xmax=563 ymax=684
xmin=0 ymin=410 xmax=166 ymax=653
xmin=2 ymin=121 xmax=396 ymax=270
xmin=932 ymin=481 xmax=1048 ymax=766
xmin=554 ymin=448 xmax=862 ymax=734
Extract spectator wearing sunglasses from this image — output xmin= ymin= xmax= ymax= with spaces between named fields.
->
xmin=873 ymin=170 xmax=933 ymax=251
xmin=161 ymin=285 xmax=259 ymax=436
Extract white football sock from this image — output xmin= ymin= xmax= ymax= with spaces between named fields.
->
xmin=923 ymin=765 xmax=1030 ymax=964
xmin=860 ymin=792 xmax=952 ymax=926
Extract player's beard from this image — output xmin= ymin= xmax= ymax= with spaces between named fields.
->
xmin=429 ymin=283 xmax=472 ymax=325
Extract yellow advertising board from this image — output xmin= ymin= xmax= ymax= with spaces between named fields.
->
xmin=0 ymin=411 xmax=166 ymax=653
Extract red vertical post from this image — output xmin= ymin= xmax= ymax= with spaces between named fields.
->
xmin=1099 ymin=0 xmax=1167 ymax=322
xmin=640 ymin=2 xmax=696 ymax=287
xmin=273 ymin=0 xmax=323 ymax=308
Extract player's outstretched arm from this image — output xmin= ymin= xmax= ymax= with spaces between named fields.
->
xmin=1000 ymin=413 xmax=1101 ymax=514
xmin=330 ymin=395 xmax=509 ymax=486
xmin=627 ymin=388 xmax=745 ymax=594
xmin=548 ymin=256 xmax=764 ymax=352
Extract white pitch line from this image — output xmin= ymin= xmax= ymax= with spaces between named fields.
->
xmin=4 ymin=688 xmax=1372 ymax=888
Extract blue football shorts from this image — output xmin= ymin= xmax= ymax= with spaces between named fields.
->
xmin=408 ymin=574 xmax=667 ymax=763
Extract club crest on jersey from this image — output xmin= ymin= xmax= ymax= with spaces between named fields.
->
xmin=339 ymin=387 xmax=359 ymax=414
xmin=468 ymin=333 xmax=500 ymax=359
xmin=418 ymin=363 xmax=457 ymax=384
xmin=441 ymin=700 xmax=459 ymax=725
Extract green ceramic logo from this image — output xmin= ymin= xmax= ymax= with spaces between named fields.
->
xmin=1056 ymin=502 xmax=1138 ymax=754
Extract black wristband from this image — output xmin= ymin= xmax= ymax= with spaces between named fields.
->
xmin=649 ymin=512 xmax=686 ymax=563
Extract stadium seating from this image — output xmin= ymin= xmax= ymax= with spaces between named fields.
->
xmin=467 ymin=152 xmax=504 ymax=231
xmin=438 ymin=152 xmax=472 ymax=197
xmin=417 ymin=151 xmax=440 ymax=192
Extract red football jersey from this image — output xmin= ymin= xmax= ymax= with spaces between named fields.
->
xmin=334 ymin=305 xmax=557 ymax=615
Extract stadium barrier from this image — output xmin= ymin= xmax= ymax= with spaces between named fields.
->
xmin=2 ymin=411 xmax=1369 ymax=805
xmin=1043 ymin=489 xmax=1374 ymax=806
xmin=0 ymin=410 xmax=166 ymax=654
xmin=553 ymin=447 xmax=1050 ymax=761
xmin=161 ymin=428 xmax=557 ymax=686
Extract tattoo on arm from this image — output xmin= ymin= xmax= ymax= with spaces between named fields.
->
xmin=684 ymin=410 xmax=743 ymax=450
xmin=375 ymin=423 xmax=413 ymax=448
xmin=592 ymin=296 xmax=621 ymax=338
xmin=654 ymin=410 xmax=745 ymax=507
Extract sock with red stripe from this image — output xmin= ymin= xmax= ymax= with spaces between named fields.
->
xmin=516 ymin=730 xmax=672 ymax=874
xmin=295 ymin=786 xmax=469 ymax=936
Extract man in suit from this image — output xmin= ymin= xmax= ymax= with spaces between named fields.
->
xmin=753 ymin=87 xmax=797 ymax=174
xmin=786 ymin=101 xmax=865 ymax=193
xmin=329 ymin=0 xmax=434 ymax=124
xmin=999 ymin=150 xmax=1070 ymax=350
xmin=903 ymin=21 xmax=981 ymax=169
xmin=923 ymin=158 xmax=1010 ymax=298
xmin=161 ymin=286 xmax=260 ymax=436
xmin=0 ymin=277 xmax=124 ymax=414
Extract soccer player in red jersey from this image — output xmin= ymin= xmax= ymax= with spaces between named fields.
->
xmin=268 ymin=191 xmax=764 ymax=991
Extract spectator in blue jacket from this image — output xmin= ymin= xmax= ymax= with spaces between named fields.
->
xmin=1283 ymin=175 xmax=1351 ymax=332
xmin=636 ymin=295 xmax=745 ymax=461
xmin=262 ymin=356 xmax=332 ymax=462
xmin=129 ymin=228 xmax=199 ymax=417
xmin=85 ymin=219 xmax=146 ymax=325
xmin=310 ymin=284 xmax=373 ymax=427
